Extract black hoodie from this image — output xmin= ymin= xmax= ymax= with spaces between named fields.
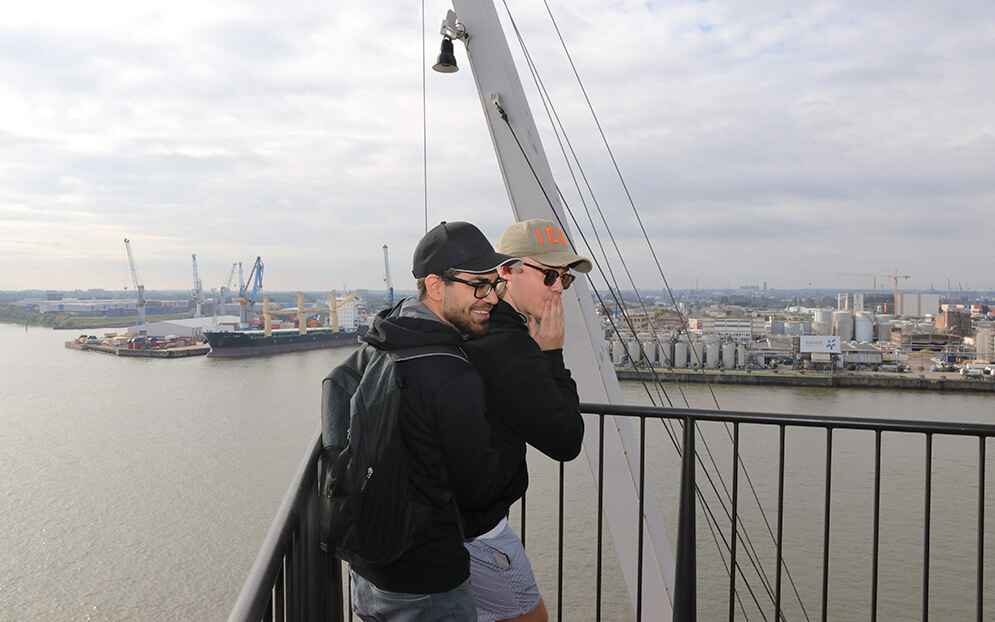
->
xmin=460 ymin=298 xmax=584 ymax=537
xmin=351 ymin=298 xmax=526 ymax=594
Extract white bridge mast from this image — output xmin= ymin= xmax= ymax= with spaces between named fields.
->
xmin=444 ymin=1 xmax=675 ymax=618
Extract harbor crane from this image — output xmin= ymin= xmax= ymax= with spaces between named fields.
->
xmin=838 ymin=269 xmax=911 ymax=314
xmin=238 ymin=257 xmax=265 ymax=324
xmin=191 ymin=254 xmax=204 ymax=318
xmin=382 ymin=244 xmax=394 ymax=308
xmin=219 ymin=263 xmax=237 ymax=317
xmin=123 ymin=238 xmax=146 ymax=325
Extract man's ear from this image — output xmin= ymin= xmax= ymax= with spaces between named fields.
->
xmin=424 ymin=274 xmax=447 ymax=303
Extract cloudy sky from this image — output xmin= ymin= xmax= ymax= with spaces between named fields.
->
xmin=2 ymin=0 xmax=993 ymax=295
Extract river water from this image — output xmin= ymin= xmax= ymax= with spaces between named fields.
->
xmin=2 ymin=323 xmax=993 ymax=620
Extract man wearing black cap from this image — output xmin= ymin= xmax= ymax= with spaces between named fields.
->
xmin=349 ymin=221 xmax=526 ymax=621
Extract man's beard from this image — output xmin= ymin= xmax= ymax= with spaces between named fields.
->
xmin=442 ymin=295 xmax=491 ymax=338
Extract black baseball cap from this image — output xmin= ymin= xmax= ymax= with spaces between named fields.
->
xmin=412 ymin=221 xmax=522 ymax=278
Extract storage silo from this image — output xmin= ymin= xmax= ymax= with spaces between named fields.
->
xmin=722 ymin=343 xmax=736 ymax=368
xmin=658 ymin=341 xmax=673 ymax=368
xmin=690 ymin=342 xmax=703 ymax=368
xmin=854 ymin=312 xmax=874 ymax=342
xmin=673 ymin=342 xmax=688 ymax=368
xmin=813 ymin=309 xmax=833 ymax=324
xmin=611 ymin=339 xmax=624 ymax=365
xmin=705 ymin=343 xmax=720 ymax=369
xmin=626 ymin=339 xmax=641 ymax=364
xmin=640 ymin=338 xmax=657 ymax=366
xmin=833 ymin=311 xmax=854 ymax=342
xmin=736 ymin=344 xmax=747 ymax=368
xmin=812 ymin=321 xmax=832 ymax=336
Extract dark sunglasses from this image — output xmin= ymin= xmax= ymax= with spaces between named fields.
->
xmin=439 ymin=274 xmax=508 ymax=299
xmin=523 ymin=262 xmax=575 ymax=290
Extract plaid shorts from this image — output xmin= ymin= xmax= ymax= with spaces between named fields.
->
xmin=464 ymin=523 xmax=541 ymax=622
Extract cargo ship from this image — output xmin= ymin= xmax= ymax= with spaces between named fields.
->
xmin=206 ymin=291 xmax=369 ymax=358
xmin=204 ymin=325 xmax=368 ymax=358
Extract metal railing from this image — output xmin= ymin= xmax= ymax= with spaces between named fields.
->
xmin=229 ymin=404 xmax=995 ymax=622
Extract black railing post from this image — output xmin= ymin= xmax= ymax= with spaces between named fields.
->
xmin=674 ymin=417 xmax=697 ymax=621
xmin=302 ymin=479 xmax=342 ymax=622
xmin=978 ymin=437 xmax=986 ymax=622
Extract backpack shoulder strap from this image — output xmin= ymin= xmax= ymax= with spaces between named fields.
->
xmin=388 ymin=343 xmax=468 ymax=364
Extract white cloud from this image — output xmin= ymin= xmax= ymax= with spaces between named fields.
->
xmin=1 ymin=0 xmax=994 ymax=293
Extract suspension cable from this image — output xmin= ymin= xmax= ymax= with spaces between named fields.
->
xmin=497 ymin=2 xmax=813 ymax=618
xmin=422 ymin=0 xmax=428 ymax=232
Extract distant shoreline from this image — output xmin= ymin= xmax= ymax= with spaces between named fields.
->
xmin=616 ymin=368 xmax=995 ymax=393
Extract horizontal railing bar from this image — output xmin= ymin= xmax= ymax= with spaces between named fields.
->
xmin=228 ymin=426 xmax=323 ymax=622
xmin=581 ymin=403 xmax=995 ymax=437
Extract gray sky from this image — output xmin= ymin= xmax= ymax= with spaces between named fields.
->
xmin=2 ymin=0 xmax=993 ymax=294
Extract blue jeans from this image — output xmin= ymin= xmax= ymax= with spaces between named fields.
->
xmin=350 ymin=570 xmax=478 ymax=621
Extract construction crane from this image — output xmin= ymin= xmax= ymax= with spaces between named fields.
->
xmin=123 ymin=238 xmax=146 ymax=325
xmin=838 ymin=269 xmax=911 ymax=314
xmin=219 ymin=263 xmax=237 ymax=317
xmin=383 ymin=244 xmax=394 ymax=309
xmin=238 ymin=257 xmax=265 ymax=324
xmin=329 ymin=291 xmax=361 ymax=332
xmin=191 ymin=254 xmax=204 ymax=318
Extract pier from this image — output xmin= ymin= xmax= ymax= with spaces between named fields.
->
xmin=616 ymin=367 xmax=995 ymax=393
xmin=64 ymin=341 xmax=209 ymax=358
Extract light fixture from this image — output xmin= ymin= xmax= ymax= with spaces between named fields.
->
xmin=433 ymin=37 xmax=458 ymax=73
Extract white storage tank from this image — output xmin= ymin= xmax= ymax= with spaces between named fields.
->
xmin=658 ymin=341 xmax=673 ymax=368
xmin=813 ymin=309 xmax=833 ymax=324
xmin=705 ymin=343 xmax=720 ymax=369
xmin=833 ymin=311 xmax=854 ymax=342
xmin=736 ymin=344 xmax=747 ymax=368
xmin=690 ymin=342 xmax=703 ymax=368
xmin=722 ymin=343 xmax=736 ymax=368
xmin=812 ymin=322 xmax=832 ymax=336
xmin=854 ymin=312 xmax=874 ymax=343
xmin=626 ymin=339 xmax=641 ymax=364
xmin=640 ymin=338 xmax=657 ymax=366
xmin=673 ymin=342 xmax=688 ymax=368
xmin=611 ymin=339 xmax=624 ymax=365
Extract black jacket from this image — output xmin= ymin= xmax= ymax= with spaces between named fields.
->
xmin=350 ymin=298 xmax=525 ymax=594
xmin=460 ymin=298 xmax=584 ymax=537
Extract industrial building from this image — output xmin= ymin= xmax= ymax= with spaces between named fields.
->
xmin=134 ymin=316 xmax=240 ymax=339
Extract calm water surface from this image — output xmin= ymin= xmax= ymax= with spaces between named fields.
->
xmin=2 ymin=324 xmax=993 ymax=620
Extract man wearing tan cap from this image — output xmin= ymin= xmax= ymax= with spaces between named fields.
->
xmin=460 ymin=218 xmax=592 ymax=622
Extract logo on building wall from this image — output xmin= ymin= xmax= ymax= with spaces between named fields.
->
xmin=800 ymin=336 xmax=841 ymax=353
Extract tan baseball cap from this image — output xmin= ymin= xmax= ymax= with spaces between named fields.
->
xmin=497 ymin=218 xmax=593 ymax=273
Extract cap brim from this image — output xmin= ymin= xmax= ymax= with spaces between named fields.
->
xmin=527 ymin=250 xmax=593 ymax=274
xmin=454 ymin=253 xmax=523 ymax=274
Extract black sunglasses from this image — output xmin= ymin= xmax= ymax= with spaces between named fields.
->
xmin=439 ymin=274 xmax=508 ymax=299
xmin=523 ymin=262 xmax=575 ymax=290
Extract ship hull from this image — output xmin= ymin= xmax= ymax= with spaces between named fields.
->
xmin=205 ymin=326 xmax=368 ymax=358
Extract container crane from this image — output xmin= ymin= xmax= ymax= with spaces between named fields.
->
xmin=191 ymin=254 xmax=204 ymax=318
xmin=123 ymin=238 xmax=146 ymax=325
xmin=383 ymin=244 xmax=394 ymax=309
xmin=238 ymin=257 xmax=264 ymax=324
xmin=838 ymin=269 xmax=910 ymax=314
xmin=219 ymin=263 xmax=237 ymax=317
